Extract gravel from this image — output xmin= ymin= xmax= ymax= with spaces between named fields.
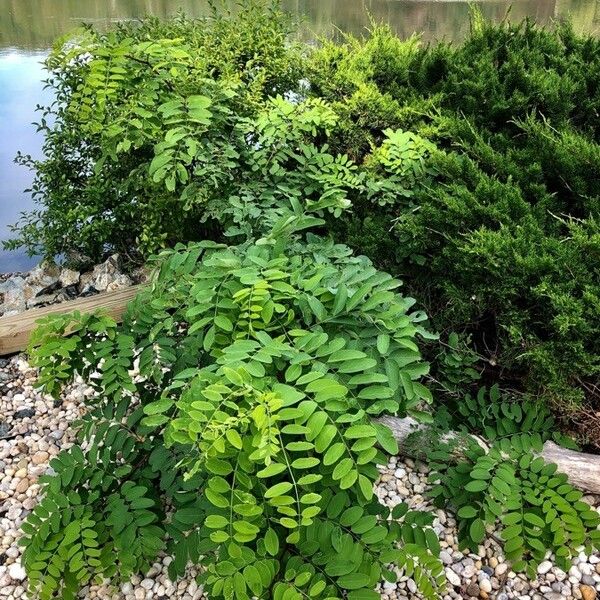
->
xmin=1 ymin=355 xmax=599 ymax=600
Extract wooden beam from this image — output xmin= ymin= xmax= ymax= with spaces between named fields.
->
xmin=0 ymin=285 xmax=142 ymax=356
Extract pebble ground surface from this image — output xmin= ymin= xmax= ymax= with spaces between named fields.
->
xmin=1 ymin=355 xmax=599 ymax=600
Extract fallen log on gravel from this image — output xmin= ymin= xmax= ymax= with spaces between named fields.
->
xmin=376 ymin=415 xmax=600 ymax=496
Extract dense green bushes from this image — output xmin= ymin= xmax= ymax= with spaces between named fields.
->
xmin=6 ymin=1 xmax=600 ymax=430
xmin=12 ymin=4 xmax=600 ymax=597
xmin=6 ymin=0 xmax=600 ymax=429
xmin=25 ymin=209 xmax=445 ymax=600
xmin=6 ymin=2 xmax=303 ymax=263
xmin=306 ymin=18 xmax=600 ymax=431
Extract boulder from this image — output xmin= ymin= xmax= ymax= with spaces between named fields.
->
xmin=23 ymin=261 xmax=60 ymax=299
xmin=26 ymin=290 xmax=70 ymax=309
xmin=106 ymin=274 xmax=133 ymax=292
xmin=90 ymin=254 xmax=122 ymax=292
xmin=59 ymin=268 xmax=80 ymax=288
xmin=0 ymin=276 xmax=26 ymax=313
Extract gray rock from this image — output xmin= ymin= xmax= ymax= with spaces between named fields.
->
xmin=445 ymin=568 xmax=461 ymax=587
xmin=538 ymin=560 xmax=553 ymax=575
xmin=0 ymin=275 xmax=26 ymax=303
xmin=26 ymin=290 xmax=67 ymax=309
xmin=0 ymin=421 xmax=10 ymax=438
xmin=582 ymin=574 xmax=596 ymax=586
xmin=91 ymin=254 xmax=122 ymax=291
xmin=106 ymin=273 xmax=133 ymax=292
xmin=24 ymin=261 xmax=60 ymax=299
xmin=13 ymin=408 xmax=35 ymax=419
xmin=59 ymin=268 xmax=80 ymax=287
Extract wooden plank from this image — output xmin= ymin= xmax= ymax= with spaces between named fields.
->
xmin=0 ymin=285 xmax=143 ymax=356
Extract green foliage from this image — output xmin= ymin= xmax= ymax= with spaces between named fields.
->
xmin=23 ymin=214 xmax=444 ymax=599
xmin=306 ymin=16 xmax=600 ymax=425
xmin=432 ymin=333 xmax=482 ymax=394
xmin=428 ymin=386 xmax=600 ymax=576
xmin=6 ymin=1 xmax=304 ymax=264
xmin=430 ymin=438 xmax=600 ymax=578
xmin=449 ymin=385 xmax=576 ymax=447
xmin=15 ymin=7 xmax=600 ymax=594
xmin=8 ymin=2 xmax=600 ymax=428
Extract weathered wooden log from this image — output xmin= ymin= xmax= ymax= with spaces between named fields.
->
xmin=376 ymin=415 xmax=600 ymax=495
xmin=0 ymin=285 xmax=143 ymax=356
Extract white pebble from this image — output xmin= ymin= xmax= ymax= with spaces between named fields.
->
xmin=8 ymin=563 xmax=26 ymax=581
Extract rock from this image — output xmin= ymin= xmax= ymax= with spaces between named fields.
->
xmin=466 ymin=583 xmax=480 ymax=597
xmin=570 ymin=565 xmax=583 ymax=581
xmin=13 ymin=408 xmax=35 ymax=419
xmin=26 ymin=290 xmax=68 ymax=309
xmin=479 ymin=578 xmax=492 ymax=593
xmin=59 ymin=268 xmax=80 ymax=288
xmin=31 ymin=451 xmax=49 ymax=465
xmin=121 ymin=582 xmax=134 ymax=594
xmin=495 ymin=563 xmax=508 ymax=576
xmin=462 ymin=565 xmax=476 ymax=578
xmin=24 ymin=262 xmax=60 ymax=299
xmin=8 ymin=562 xmax=26 ymax=581
xmin=580 ymin=585 xmax=597 ymax=600
xmin=0 ymin=276 xmax=26 ymax=308
xmin=91 ymin=254 xmax=122 ymax=291
xmin=106 ymin=273 xmax=133 ymax=292
xmin=0 ymin=421 xmax=10 ymax=438
xmin=15 ymin=478 xmax=29 ymax=494
xmin=445 ymin=568 xmax=461 ymax=587
xmin=538 ymin=560 xmax=553 ymax=575
xmin=440 ymin=550 xmax=453 ymax=565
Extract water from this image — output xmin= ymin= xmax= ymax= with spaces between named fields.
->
xmin=1 ymin=0 xmax=599 ymax=271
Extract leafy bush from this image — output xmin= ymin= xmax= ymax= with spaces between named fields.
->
xmin=428 ymin=386 xmax=600 ymax=577
xmin=6 ymin=1 xmax=304 ymax=264
xmin=306 ymin=17 xmax=600 ymax=430
xmin=430 ymin=439 xmax=600 ymax=577
xmin=23 ymin=210 xmax=445 ymax=599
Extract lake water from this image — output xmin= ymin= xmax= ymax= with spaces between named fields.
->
xmin=1 ymin=0 xmax=600 ymax=271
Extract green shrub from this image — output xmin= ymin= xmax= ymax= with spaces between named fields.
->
xmin=6 ymin=2 xmax=304 ymax=265
xmin=307 ymin=17 xmax=600 ymax=428
xmin=23 ymin=205 xmax=445 ymax=599
xmin=428 ymin=386 xmax=600 ymax=577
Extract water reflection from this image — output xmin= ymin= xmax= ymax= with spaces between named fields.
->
xmin=0 ymin=51 xmax=49 ymax=270
xmin=1 ymin=0 xmax=599 ymax=49
xmin=1 ymin=0 xmax=599 ymax=270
